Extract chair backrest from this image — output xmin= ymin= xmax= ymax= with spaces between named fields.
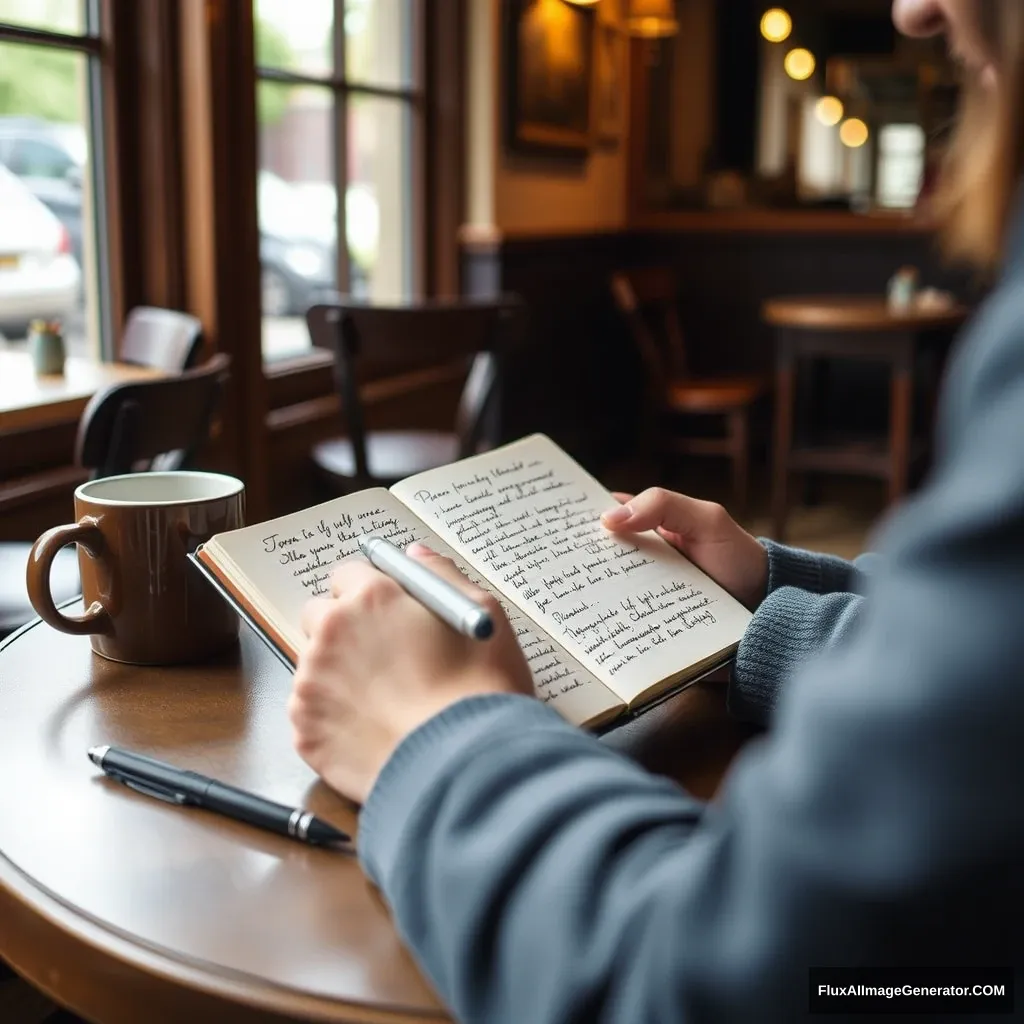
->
xmin=306 ymin=297 xmax=525 ymax=481
xmin=75 ymin=353 xmax=230 ymax=478
xmin=610 ymin=268 xmax=689 ymax=394
xmin=119 ymin=306 xmax=204 ymax=372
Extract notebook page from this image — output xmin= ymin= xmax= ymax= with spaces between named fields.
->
xmin=391 ymin=435 xmax=752 ymax=706
xmin=205 ymin=489 xmax=623 ymax=727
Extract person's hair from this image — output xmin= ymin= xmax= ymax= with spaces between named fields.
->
xmin=938 ymin=1 xmax=1024 ymax=267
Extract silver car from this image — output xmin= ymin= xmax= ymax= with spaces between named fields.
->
xmin=0 ymin=163 xmax=81 ymax=333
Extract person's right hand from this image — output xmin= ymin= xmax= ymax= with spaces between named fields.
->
xmin=601 ymin=489 xmax=768 ymax=610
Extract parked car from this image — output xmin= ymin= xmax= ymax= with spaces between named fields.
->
xmin=0 ymin=118 xmax=375 ymax=318
xmin=258 ymin=170 xmax=337 ymax=316
xmin=0 ymin=164 xmax=81 ymax=333
xmin=0 ymin=117 xmax=86 ymax=266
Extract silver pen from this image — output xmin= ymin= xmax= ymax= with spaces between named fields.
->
xmin=357 ymin=535 xmax=494 ymax=640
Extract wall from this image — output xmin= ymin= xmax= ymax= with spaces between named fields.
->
xmin=669 ymin=0 xmax=715 ymax=191
xmin=465 ymin=0 xmax=630 ymax=236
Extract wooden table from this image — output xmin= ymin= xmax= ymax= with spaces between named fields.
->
xmin=0 ymin=351 xmax=165 ymax=434
xmin=0 ymin=611 xmax=756 ymax=1023
xmin=763 ymin=296 xmax=969 ymax=542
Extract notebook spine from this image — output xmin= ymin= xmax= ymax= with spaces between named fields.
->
xmin=187 ymin=550 xmax=295 ymax=673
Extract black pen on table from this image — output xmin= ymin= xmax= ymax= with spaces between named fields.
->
xmin=88 ymin=745 xmax=350 ymax=847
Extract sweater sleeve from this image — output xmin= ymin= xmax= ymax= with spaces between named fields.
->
xmin=726 ymin=587 xmax=864 ymax=726
xmin=760 ymin=537 xmax=858 ymax=595
xmin=356 ymin=277 xmax=1024 ymax=1024
xmin=723 ymin=542 xmax=873 ymax=726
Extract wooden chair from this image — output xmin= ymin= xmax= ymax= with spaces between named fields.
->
xmin=119 ymin=306 xmax=204 ymax=372
xmin=75 ymin=353 xmax=230 ymax=476
xmin=0 ymin=355 xmax=230 ymax=640
xmin=306 ymin=297 xmax=524 ymax=492
xmin=610 ymin=268 xmax=768 ymax=513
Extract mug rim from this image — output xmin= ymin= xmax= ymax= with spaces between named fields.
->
xmin=75 ymin=471 xmax=245 ymax=508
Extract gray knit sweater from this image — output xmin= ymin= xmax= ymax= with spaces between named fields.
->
xmin=357 ymin=211 xmax=1024 ymax=1020
xmin=727 ymin=540 xmax=873 ymax=725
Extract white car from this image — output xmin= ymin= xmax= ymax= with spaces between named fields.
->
xmin=0 ymin=163 xmax=81 ymax=331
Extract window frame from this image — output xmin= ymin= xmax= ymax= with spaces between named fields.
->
xmin=0 ymin=2 xmax=117 ymax=357
xmin=255 ymin=0 xmax=428 ymax=371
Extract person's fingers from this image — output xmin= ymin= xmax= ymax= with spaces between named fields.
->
xmin=300 ymin=596 xmax=336 ymax=637
xmin=602 ymin=487 xmax=725 ymax=539
xmin=330 ymin=556 xmax=386 ymax=598
xmin=406 ymin=543 xmax=492 ymax=604
xmin=610 ymin=491 xmax=634 ymax=505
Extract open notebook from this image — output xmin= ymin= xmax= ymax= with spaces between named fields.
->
xmin=193 ymin=434 xmax=752 ymax=729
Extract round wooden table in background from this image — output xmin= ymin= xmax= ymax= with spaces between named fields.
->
xmin=0 ymin=610 xmax=755 ymax=1023
xmin=762 ymin=295 xmax=968 ymax=334
xmin=763 ymin=295 xmax=969 ymax=542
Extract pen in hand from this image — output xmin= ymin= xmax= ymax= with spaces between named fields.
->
xmin=357 ymin=535 xmax=494 ymax=640
xmin=88 ymin=745 xmax=350 ymax=848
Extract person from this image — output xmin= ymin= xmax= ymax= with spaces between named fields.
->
xmin=289 ymin=1 xmax=1024 ymax=1019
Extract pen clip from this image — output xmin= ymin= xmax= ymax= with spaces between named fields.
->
xmin=112 ymin=773 xmax=192 ymax=806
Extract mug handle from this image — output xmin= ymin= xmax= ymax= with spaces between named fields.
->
xmin=27 ymin=518 xmax=113 ymax=636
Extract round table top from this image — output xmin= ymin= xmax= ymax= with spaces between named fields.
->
xmin=763 ymin=295 xmax=970 ymax=331
xmin=0 ymin=609 xmax=753 ymax=1024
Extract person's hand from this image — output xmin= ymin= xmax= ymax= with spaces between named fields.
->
xmin=288 ymin=543 xmax=534 ymax=804
xmin=601 ymin=488 xmax=768 ymax=610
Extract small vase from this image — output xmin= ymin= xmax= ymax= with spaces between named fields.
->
xmin=29 ymin=321 xmax=66 ymax=375
xmin=887 ymin=267 xmax=919 ymax=314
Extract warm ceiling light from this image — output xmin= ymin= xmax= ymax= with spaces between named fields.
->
xmin=625 ymin=0 xmax=679 ymax=38
xmin=563 ymin=0 xmax=600 ymax=4
xmin=839 ymin=117 xmax=870 ymax=148
xmin=815 ymin=96 xmax=844 ymax=126
xmin=784 ymin=47 xmax=816 ymax=81
xmin=760 ymin=8 xmax=792 ymax=43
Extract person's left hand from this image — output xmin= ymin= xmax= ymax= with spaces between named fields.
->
xmin=289 ymin=543 xmax=535 ymax=804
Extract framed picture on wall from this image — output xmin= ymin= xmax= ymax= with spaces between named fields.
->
xmin=504 ymin=0 xmax=595 ymax=155
xmin=593 ymin=23 xmax=627 ymax=147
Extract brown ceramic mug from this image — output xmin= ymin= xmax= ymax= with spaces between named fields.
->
xmin=27 ymin=471 xmax=245 ymax=665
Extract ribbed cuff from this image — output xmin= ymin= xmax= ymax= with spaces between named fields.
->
xmin=728 ymin=585 xmax=826 ymax=726
xmin=358 ymin=694 xmax=565 ymax=890
xmin=759 ymin=538 xmax=856 ymax=597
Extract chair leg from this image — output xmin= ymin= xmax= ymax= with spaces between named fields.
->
xmin=772 ymin=366 xmax=795 ymax=542
xmin=727 ymin=408 xmax=749 ymax=519
xmin=889 ymin=365 xmax=913 ymax=505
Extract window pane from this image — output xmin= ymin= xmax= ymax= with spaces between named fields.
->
xmin=876 ymin=123 xmax=925 ymax=210
xmin=345 ymin=0 xmax=414 ymax=90
xmin=0 ymin=0 xmax=83 ymax=34
xmin=349 ymin=96 xmax=412 ymax=302
xmin=0 ymin=41 xmax=99 ymax=360
xmin=254 ymin=0 xmax=333 ymax=77
xmin=258 ymin=81 xmax=337 ymax=361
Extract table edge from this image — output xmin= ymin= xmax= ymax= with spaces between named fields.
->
xmin=0 ymin=616 xmax=448 ymax=1024
xmin=762 ymin=299 xmax=969 ymax=331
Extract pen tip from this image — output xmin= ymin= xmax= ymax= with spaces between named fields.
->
xmin=87 ymin=745 xmax=108 ymax=766
xmin=306 ymin=818 xmax=351 ymax=846
xmin=469 ymin=610 xmax=494 ymax=640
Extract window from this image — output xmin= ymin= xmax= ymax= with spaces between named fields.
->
xmin=876 ymin=123 xmax=925 ymax=210
xmin=8 ymin=137 xmax=76 ymax=178
xmin=0 ymin=0 xmax=109 ymax=360
xmin=255 ymin=0 xmax=421 ymax=363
